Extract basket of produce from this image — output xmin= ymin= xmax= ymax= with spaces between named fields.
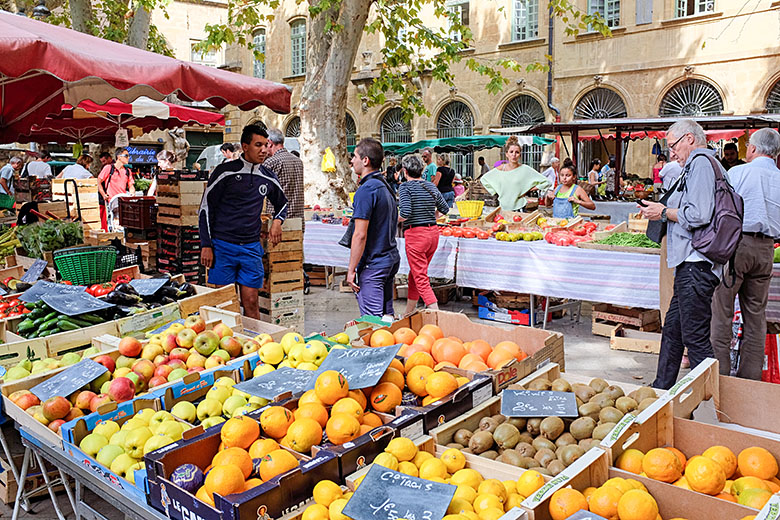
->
xmin=456 ymin=200 xmax=485 ymax=219
xmin=53 ymin=245 xmax=118 ymax=285
xmin=17 ymin=220 xmax=84 ymax=259
xmin=577 ymin=231 xmax=662 ymax=254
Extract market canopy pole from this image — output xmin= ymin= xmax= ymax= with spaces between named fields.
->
xmin=0 ymin=11 xmax=290 ymax=142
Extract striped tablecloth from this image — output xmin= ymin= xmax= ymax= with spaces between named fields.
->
xmin=769 ymin=264 xmax=780 ymax=323
xmin=303 ymin=221 xmax=458 ymax=279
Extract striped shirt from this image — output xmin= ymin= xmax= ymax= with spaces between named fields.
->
xmin=399 ymin=180 xmax=450 ymax=227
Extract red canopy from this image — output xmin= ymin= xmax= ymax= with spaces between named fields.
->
xmin=578 ymin=129 xmax=751 ymax=142
xmin=0 ymin=11 xmax=290 ymax=142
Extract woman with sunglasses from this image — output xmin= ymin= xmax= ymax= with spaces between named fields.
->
xmin=98 ymin=148 xmax=135 ymax=231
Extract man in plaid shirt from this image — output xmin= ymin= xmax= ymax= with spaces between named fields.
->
xmin=265 ymin=128 xmax=304 ymax=223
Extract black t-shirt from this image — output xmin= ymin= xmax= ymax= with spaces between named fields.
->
xmin=385 ymin=165 xmax=398 ymax=186
xmin=437 ymin=166 xmax=455 ymax=193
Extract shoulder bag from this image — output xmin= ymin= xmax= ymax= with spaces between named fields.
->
xmin=339 ymin=175 xmax=396 ymax=248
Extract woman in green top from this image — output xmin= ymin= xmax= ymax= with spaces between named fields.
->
xmin=547 ymin=165 xmax=595 ymax=218
xmin=480 ymin=136 xmax=551 ymax=210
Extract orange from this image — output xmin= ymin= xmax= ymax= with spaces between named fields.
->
xmin=486 ymin=349 xmax=514 ymax=370
xmin=331 ymin=398 xmax=364 ymax=422
xmin=325 ymin=413 xmax=361 ymax=444
xmin=616 ymin=489 xmax=658 ymax=520
xmin=259 ymin=449 xmax=299 ymax=481
xmin=702 ymin=446 xmax=737 ymax=479
xmin=348 ymin=389 xmax=368 ymax=410
xmin=220 ymin=416 xmax=260 ymax=449
xmin=447 ymin=336 xmax=463 ymax=344
xmin=716 ymin=492 xmax=737 ymax=502
xmin=359 ymin=424 xmax=374 ymax=435
xmin=244 ymin=478 xmax=263 ymax=491
xmin=664 ymin=446 xmax=687 ymax=469
xmin=399 ymin=343 xmax=427 ymax=357
xmin=213 ymin=447 xmax=253 ymax=479
xmin=379 ymin=367 xmax=405 ymax=390
xmin=314 ymin=370 xmax=349 ymax=405
xmin=370 ymin=329 xmax=395 ymax=348
xmin=766 ymin=479 xmax=780 ymax=493
xmin=458 ymin=354 xmax=482 ymax=369
xmin=468 ymin=340 xmax=492 ymax=362
xmin=616 ymin=449 xmax=645 ymax=475
xmin=461 ymin=360 xmax=489 ymax=373
xmin=406 ymin=365 xmax=434 ymax=396
xmin=411 ymin=334 xmax=434 ymax=352
xmin=739 ymin=488 xmax=772 ymax=509
xmin=249 ymin=438 xmax=280 ymax=459
xmin=196 ymin=485 xmax=215 ymax=506
xmin=405 ymin=351 xmax=435 ymax=372
xmin=738 ymin=447 xmax=779 ymax=480
xmin=425 ymin=371 xmax=459 ymax=399
xmin=685 ymin=455 xmax=726 ymax=495
xmin=419 ymin=324 xmax=443 ymax=340
xmin=294 ymin=403 xmax=329 ymax=428
xmin=260 ymin=406 xmax=294 ymax=439
xmin=205 ymin=465 xmax=245 ymax=500
xmin=434 ymin=361 xmax=457 ymax=370
xmin=589 ymin=485 xmax=622 ymax=520
xmin=389 ymin=358 xmax=405 ymax=375
xmin=283 ymin=418 xmax=323 ymax=453
xmin=299 ymin=389 xmax=324 ymax=407
xmin=548 ymin=488 xmax=588 ymax=520
xmin=494 ymin=341 xmax=527 ymax=361
xmin=422 ymin=395 xmax=439 ymax=406
xmin=393 ymin=327 xmax=417 ymax=345
xmin=370 ymin=382 xmax=403 ymax=413
xmin=642 ymin=448 xmax=683 ymax=483
xmin=433 ymin=340 xmax=466 ymax=366
xmin=362 ymin=412 xmax=383 ymax=428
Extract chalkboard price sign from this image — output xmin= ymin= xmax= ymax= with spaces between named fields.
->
xmin=30 ymin=359 xmax=108 ymax=402
xmin=342 ymin=464 xmax=455 ymax=520
xmin=500 ymin=389 xmax=579 ymax=418
xmin=21 ymin=259 xmax=48 ymax=283
xmin=129 ymin=278 xmax=168 ymax=296
xmin=233 ymin=367 xmax=314 ymax=400
xmin=42 ymin=291 xmax=115 ymax=317
xmin=310 ymin=344 xmax=401 ymax=390
xmin=20 ymin=281 xmax=85 ymax=303
xmin=566 ymin=510 xmax=608 ymax=520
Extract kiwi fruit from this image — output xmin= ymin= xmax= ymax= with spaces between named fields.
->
xmin=498 ymin=450 xmax=523 ymax=467
xmin=572 ymin=383 xmax=596 ymax=402
xmin=638 ymin=397 xmax=658 ymax=412
xmin=479 ymin=416 xmax=500 ymax=433
xmin=589 ymin=378 xmax=609 ymax=393
xmin=517 ymin=431 xmax=535 ymax=445
xmin=506 ymin=417 xmax=527 ymax=430
xmin=526 ymin=418 xmax=542 ymax=436
xmin=558 ymin=444 xmax=586 ymax=466
xmin=547 ymin=459 xmax=566 ymax=476
xmin=605 ymin=385 xmax=625 ymax=400
xmin=519 ymin=456 xmax=541 ymax=469
xmin=469 ymin=431 xmax=495 ymax=454
xmin=493 ymin=423 xmax=521 ymax=450
xmin=492 ymin=414 xmax=507 ymax=425
xmin=462 ymin=448 xmax=474 ymax=454
xmin=481 ymin=450 xmax=499 ymax=460
xmin=579 ymin=438 xmax=601 ymax=451
xmin=615 ymin=396 xmax=638 ymax=414
xmin=446 ymin=443 xmax=465 ymax=449
xmin=532 ymin=436 xmax=557 ymax=453
xmin=575 ymin=396 xmax=584 ymax=408
xmin=551 ymin=378 xmax=572 ymax=392
xmin=599 ymin=406 xmax=624 ymax=424
xmin=540 ymin=416 xmax=565 ymax=441
xmin=592 ymin=422 xmax=616 ymax=440
xmin=634 ymin=387 xmax=657 ymax=402
xmin=569 ymin=416 xmax=597 ymax=440
xmin=589 ymin=392 xmax=615 ymax=409
xmin=536 ymin=467 xmax=553 ymax=476
xmin=526 ymin=378 xmax=552 ymax=391
xmin=534 ymin=448 xmax=556 ymax=467
xmin=514 ymin=442 xmax=536 ymax=458
xmin=454 ymin=429 xmax=473 ymax=446
xmin=555 ymin=433 xmax=577 ymax=448
xmin=578 ymin=402 xmax=601 ymax=421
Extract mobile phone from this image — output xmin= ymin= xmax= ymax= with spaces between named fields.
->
xmin=637 ymin=199 xmax=649 ymax=207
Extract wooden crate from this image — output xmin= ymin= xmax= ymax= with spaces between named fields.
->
xmin=629 ymin=213 xmax=649 ymax=232
xmin=157 ymin=204 xmax=199 ymax=217
xmin=264 ymin=230 xmax=303 ymax=253
xmin=0 ymin=454 xmax=63 ymax=505
xmin=263 ymin=250 xmax=304 ymax=273
xmin=610 ymin=324 xmax=662 ymax=354
xmin=258 ymin=289 xmax=304 ymax=312
xmin=178 ymin=284 xmax=241 ymax=317
xmin=262 ymin=269 xmax=304 ymax=294
xmin=157 ymin=215 xmax=199 ymax=227
xmin=155 ymin=181 xmax=206 ymax=195
xmin=592 ymin=303 xmax=661 ymax=330
xmin=156 ymin=193 xmax=203 ymax=207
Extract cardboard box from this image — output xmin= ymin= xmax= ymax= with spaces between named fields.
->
xmin=477 ymin=295 xmax=550 ymax=326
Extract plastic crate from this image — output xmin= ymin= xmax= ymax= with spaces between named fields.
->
xmin=53 ymin=246 xmax=118 ymax=285
xmin=119 ymin=196 xmax=157 ymax=229
xmin=455 ymin=200 xmax=485 ymax=218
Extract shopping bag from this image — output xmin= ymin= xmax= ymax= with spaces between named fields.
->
xmin=321 ymin=147 xmax=336 ymax=173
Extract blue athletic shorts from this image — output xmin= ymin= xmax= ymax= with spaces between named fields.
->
xmin=208 ymin=239 xmax=265 ymax=289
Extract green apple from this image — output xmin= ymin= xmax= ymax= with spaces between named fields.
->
xmin=125 ymin=462 xmax=145 ymax=484
xmin=134 ymin=408 xmax=156 ymax=425
xmin=280 ymin=333 xmax=304 ymax=353
xmin=100 ymin=381 xmax=112 ymax=395
xmin=212 ymin=349 xmax=230 ymax=363
xmin=109 ymin=429 xmax=129 ymax=447
xmin=123 ymin=427 xmax=153 ymax=458
xmin=288 ymin=344 xmax=305 ymax=367
xmin=171 ymin=401 xmax=197 ymax=423
xmin=231 ymin=388 xmax=251 ymax=400
xmin=96 ymin=444 xmax=125 ymax=467
xmin=297 ymin=362 xmax=318 ymax=371
xmin=120 ymin=418 xmax=147 ymax=432
xmin=214 ymin=377 xmax=235 ymax=388
xmin=149 ymin=411 xmax=174 ymax=433
xmin=302 ymin=341 xmax=328 ymax=366
xmin=90 ymin=372 xmax=111 ymax=393
xmin=253 ymin=364 xmax=275 ymax=378
xmin=60 ymin=352 xmax=82 ymax=366
xmin=167 ymin=368 xmax=188 ymax=382
xmin=278 ymin=360 xmax=294 ymax=369
xmin=259 ymin=341 xmax=284 ymax=365
xmin=200 ymin=416 xmax=226 ymax=429
xmin=249 ymin=396 xmax=269 ymax=407
xmin=4 ymin=366 xmax=30 ymax=381
xmin=143 ymin=434 xmax=174 ymax=455
xmin=16 ymin=359 xmax=32 ymax=372
xmin=222 ymin=395 xmax=247 ymax=418
xmin=110 ymin=453 xmax=138 ymax=476
xmin=93 ymin=420 xmax=120 ymax=440
xmin=231 ymin=404 xmax=260 ymax=417
xmin=206 ymin=386 xmax=231 ymax=404
xmin=81 ymin=346 xmax=100 ymax=357
xmin=79 ymin=433 xmax=108 ymax=457
xmin=156 ymin=421 xmax=186 ymax=441
xmin=196 ymin=399 xmax=224 ymax=421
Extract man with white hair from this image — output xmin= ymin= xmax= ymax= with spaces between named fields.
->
xmin=540 ymin=157 xmax=560 ymax=195
xmin=710 ymin=128 xmax=780 ymax=380
xmin=639 ymin=119 xmax=721 ymax=389
xmin=0 ymin=157 xmax=22 ymax=195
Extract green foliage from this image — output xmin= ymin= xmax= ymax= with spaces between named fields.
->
xmin=18 ymin=221 xmax=84 ymax=259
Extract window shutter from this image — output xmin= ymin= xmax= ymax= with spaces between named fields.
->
xmin=636 ymin=0 xmax=652 ymax=24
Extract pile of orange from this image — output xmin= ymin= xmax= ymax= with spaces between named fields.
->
xmin=193 ymin=415 xmax=299 ymax=506
xmin=615 ymin=444 xmax=780 ymax=509
xmin=369 ymin=324 xmax=527 ymax=373
xmin=550 ymin=478 xmax=661 ymax=520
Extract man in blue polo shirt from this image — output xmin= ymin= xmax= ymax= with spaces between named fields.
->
xmin=347 ymin=138 xmax=401 ymax=317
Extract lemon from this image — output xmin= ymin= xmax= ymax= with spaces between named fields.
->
xmin=454 ymin=484 xmax=478 ymax=503
xmin=625 ymin=478 xmax=648 ymax=492
xmin=472 ymin=494 xmax=503 ymax=514
xmin=478 ymin=507 xmax=505 ymax=520
xmin=313 ymin=480 xmax=343 ymax=507
xmin=419 ymin=458 xmax=448 ymax=480
xmin=478 ymin=480 xmax=507 ymax=504
xmin=440 ymin=448 xmax=466 ymax=473
xmin=516 ymin=470 xmax=545 ymax=497
xmin=505 ymin=493 xmax=525 ymax=510
xmin=342 ymin=492 xmax=353 ymax=501
xmin=398 ymin=461 xmax=419 ymax=477
xmin=447 ymin=499 xmax=474 ymax=515
xmin=385 ymin=437 xmax=418 ymax=462
xmin=428 ymin=477 xmax=448 ymax=484
xmin=461 ymin=511 xmax=479 ymax=520
xmin=413 ymin=451 xmax=434 ymax=468
xmin=373 ymin=452 xmax=399 ymax=471
xmin=451 ymin=469 xmax=484 ymax=489
xmin=502 ymin=480 xmax=517 ymax=495
xmin=352 ymin=475 xmax=365 ymax=488
xmin=302 ymin=504 xmax=329 ymax=520
xmin=328 ymin=499 xmax=349 ymax=520
xmin=443 ymin=515 xmax=468 ymax=520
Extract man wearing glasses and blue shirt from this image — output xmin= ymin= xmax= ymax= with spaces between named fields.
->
xmin=98 ymin=148 xmax=135 ymax=231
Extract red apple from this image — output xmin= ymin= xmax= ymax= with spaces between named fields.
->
xmin=141 ymin=343 xmax=164 ymax=361
xmin=167 ymin=359 xmax=186 ymax=371
xmin=75 ymin=391 xmax=97 ymax=410
xmin=9 ymin=390 xmax=40 ymax=411
xmin=219 ymin=336 xmax=242 ymax=358
xmin=108 ymin=377 xmax=136 ymax=403
xmin=187 ymin=366 xmax=204 ymax=373
xmin=48 ymin=419 xmax=66 ymax=433
xmin=89 ymin=394 xmax=112 ymax=413
xmin=132 ymin=359 xmax=155 ymax=381
xmin=161 ymin=334 xmax=179 ymax=354
xmin=212 ymin=323 xmax=233 ymax=339
xmin=176 ymin=328 xmax=197 ymax=348
xmin=42 ymin=396 xmax=72 ymax=422
xmin=184 ymin=316 xmax=206 ymax=334
xmin=118 ymin=337 xmax=143 ymax=357
xmin=169 ymin=347 xmax=191 ymax=363
xmin=242 ymin=340 xmax=260 ymax=355
xmin=153 ymin=354 xmax=169 ymax=365
xmin=93 ymin=355 xmax=116 ymax=373
xmin=194 ymin=331 xmax=220 ymax=356
xmin=64 ymin=407 xmax=84 ymax=422
xmin=148 ymin=376 xmax=168 ymax=388
xmin=153 ymin=364 xmax=173 ymax=379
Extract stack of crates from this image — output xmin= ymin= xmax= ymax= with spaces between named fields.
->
xmin=155 ymin=171 xmax=207 ymax=284
xmin=16 ymin=177 xmax=52 ymax=203
xmin=259 ymin=217 xmax=304 ymax=331
xmin=51 ymin=178 xmax=100 ymax=230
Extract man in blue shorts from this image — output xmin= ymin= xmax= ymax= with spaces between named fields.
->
xmin=199 ymin=124 xmax=288 ymax=319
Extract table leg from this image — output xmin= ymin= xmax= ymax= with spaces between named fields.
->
xmin=33 ymin=449 xmax=69 ymax=520
xmin=11 ymin=447 xmax=30 ymax=520
xmin=0 ymin=426 xmax=31 ymax=512
xmin=542 ymin=296 xmax=550 ymax=331
xmin=529 ymin=294 xmax=535 ymax=329
xmin=60 ymin=468 xmax=78 ymax=519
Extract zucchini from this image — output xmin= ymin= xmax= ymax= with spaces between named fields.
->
xmin=29 ymin=308 xmax=47 ymax=319
xmin=16 ymin=319 xmax=35 ymax=333
xmin=40 ymin=317 xmax=59 ymax=331
xmin=38 ymin=328 xmax=59 ymax=337
xmin=24 ymin=302 xmax=35 ymax=310
xmin=78 ymin=314 xmax=104 ymax=324
xmin=56 ymin=319 xmax=81 ymax=331
xmin=65 ymin=317 xmax=93 ymax=328
xmin=42 ymin=311 xmax=58 ymax=321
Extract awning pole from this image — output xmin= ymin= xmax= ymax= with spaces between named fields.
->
xmin=615 ymin=128 xmax=623 ymax=179
xmin=558 ymin=131 xmax=570 ymax=157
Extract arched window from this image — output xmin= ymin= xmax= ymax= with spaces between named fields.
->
xmin=501 ymin=95 xmax=545 ymax=170
xmin=285 ymin=116 xmax=301 ymax=137
xmin=345 ymin=113 xmax=357 ymax=147
xmin=437 ymin=101 xmax=474 ymax=177
xmin=252 ymin=29 xmax=266 ymax=79
xmin=290 ymin=20 xmax=306 ymax=76
xmin=248 ymin=119 xmax=267 ymax=131
xmin=659 ymin=79 xmax=723 ymax=117
xmin=574 ymin=88 xmax=627 ymax=119
xmin=380 ymin=108 xmax=412 ymax=143
xmin=766 ymin=79 xmax=780 ymax=114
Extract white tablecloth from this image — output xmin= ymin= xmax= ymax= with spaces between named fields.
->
xmin=769 ymin=264 xmax=780 ymax=323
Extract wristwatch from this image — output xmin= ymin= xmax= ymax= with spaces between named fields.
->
xmin=661 ymin=208 xmax=668 ymax=223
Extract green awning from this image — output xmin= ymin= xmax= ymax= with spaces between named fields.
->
xmin=347 ymin=135 xmax=555 ymax=154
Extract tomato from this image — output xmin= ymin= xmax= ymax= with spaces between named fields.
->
xmin=605 ymin=224 xmax=616 ymax=231
xmin=477 ymin=231 xmax=489 ymax=240
xmin=557 ymin=237 xmax=573 ymax=247
xmin=583 ymin=222 xmax=598 ymax=232
xmin=572 ymin=228 xmax=587 ymax=236
xmin=441 ymin=227 xmax=453 ymax=237
xmin=60 ymin=280 xmax=73 ymax=285
xmin=463 ymin=230 xmax=476 ymax=239
xmin=114 ymin=274 xmax=132 ymax=284
xmin=7 ymin=311 xmax=20 ymax=317
xmin=0 ymin=303 xmax=9 ymax=311
xmin=493 ymin=215 xmax=503 ymax=223
xmin=21 ymin=308 xmax=31 ymax=314
xmin=8 ymin=299 xmax=19 ymax=307
xmin=450 ymin=228 xmax=463 ymax=238
xmin=513 ymin=215 xmax=522 ymax=222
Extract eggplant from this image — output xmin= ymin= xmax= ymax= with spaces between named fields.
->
xmin=14 ymin=281 xmax=32 ymax=292
xmin=178 ymin=283 xmax=196 ymax=297
xmin=105 ymin=290 xmax=142 ymax=306
xmin=159 ymin=296 xmax=176 ymax=305
xmin=158 ymin=286 xmax=184 ymax=300
xmin=114 ymin=283 xmax=140 ymax=297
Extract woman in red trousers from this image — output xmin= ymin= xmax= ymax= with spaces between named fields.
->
xmin=398 ymin=154 xmax=451 ymax=315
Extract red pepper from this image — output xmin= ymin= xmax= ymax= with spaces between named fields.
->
xmin=115 ymin=274 xmax=132 ymax=284
xmin=89 ymin=282 xmax=116 ymax=297
xmin=21 ymin=308 xmax=31 ymax=314
xmin=2 ymin=277 xmax=13 ymax=286
xmin=60 ymin=280 xmax=73 ymax=285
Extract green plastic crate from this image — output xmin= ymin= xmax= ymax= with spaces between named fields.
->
xmin=53 ymin=246 xmax=118 ymax=285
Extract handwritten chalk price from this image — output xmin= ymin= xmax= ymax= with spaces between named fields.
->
xmin=310 ymin=344 xmax=401 ymax=390
xmin=500 ymin=389 xmax=578 ymax=417
xmin=233 ymin=367 xmax=314 ymax=400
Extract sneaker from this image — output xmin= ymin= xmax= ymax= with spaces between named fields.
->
xmin=681 ymin=355 xmax=690 ymax=369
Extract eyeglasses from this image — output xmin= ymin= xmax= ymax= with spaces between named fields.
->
xmin=668 ymin=134 xmax=688 ymax=151
xmin=119 ymin=154 xmax=129 ymax=158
